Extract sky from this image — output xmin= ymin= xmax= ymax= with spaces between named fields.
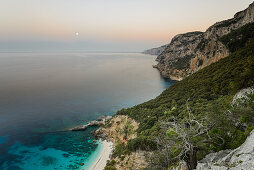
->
xmin=0 ymin=0 xmax=253 ymax=52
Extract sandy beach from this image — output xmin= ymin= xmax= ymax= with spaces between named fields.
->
xmin=90 ymin=140 xmax=113 ymax=170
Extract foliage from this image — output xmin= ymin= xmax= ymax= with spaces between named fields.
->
xmin=214 ymin=18 xmax=238 ymax=29
xmin=173 ymin=54 xmax=193 ymax=70
xmin=127 ymin=135 xmax=157 ymax=151
xmin=196 ymin=38 xmax=209 ymax=51
xmin=112 ymin=141 xmax=130 ymax=158
xmin=220 ymin=23 xmax=254 ymax=53
xmin=123 ymin=122 xmax=134 ymax=140
xmin=106 ymin=159 xmax=116 ymax=165
xmin=104 ymin=165 xmax=117 ymax=170
xmin=104 ymin=160 xmax=117 ymax=170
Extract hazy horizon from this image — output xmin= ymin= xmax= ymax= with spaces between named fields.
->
xmin=1 ymin=0 xmax=253 ymax=52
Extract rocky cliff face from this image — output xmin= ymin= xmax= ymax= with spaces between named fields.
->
xmin=155 ymin=2 xmax=254 ymax=81
xmin=143 ymin=44 xmax=168 ymax=55
xmin=196 ymin=129 xmax=254 ymax=170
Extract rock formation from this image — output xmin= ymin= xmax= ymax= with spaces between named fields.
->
xmin=196 ymin=130 xmax=254 ymax=170
xmin=143 ymin=44 xmax=168 ymax=55
xmin=232 ymin=87 xmax=254 ymax=105
xmin=155 ymin=2 xmax=254 ymax=80
xmin=95 ymin=115 xmax=148 ymax=170
xmin=70 ymin=115 xmax=111 ymax=131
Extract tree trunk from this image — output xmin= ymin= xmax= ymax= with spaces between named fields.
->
xmin=185 ymin=147 xmax=198 ymax=170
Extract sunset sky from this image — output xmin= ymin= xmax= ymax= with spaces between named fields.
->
xmin=0 ymin=0 xmax=253 ymax=52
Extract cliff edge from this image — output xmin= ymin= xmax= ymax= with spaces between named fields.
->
xmin=155 ymin=2 xmax=254 ymax=80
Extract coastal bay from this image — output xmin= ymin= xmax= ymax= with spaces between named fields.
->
xmin=0 ymin=52 xmax=174 ymax=169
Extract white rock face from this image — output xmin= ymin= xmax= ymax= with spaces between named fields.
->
xmin=232 ymin=87 xmax=254 ymax=105
xmin=196 ymin=130 xmax=254 ymax=170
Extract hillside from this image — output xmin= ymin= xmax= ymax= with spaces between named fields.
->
xmin=104 ymin=22 xmax=254 ymax=170
xmin=154 ymin=2 xmax=254 ymax=80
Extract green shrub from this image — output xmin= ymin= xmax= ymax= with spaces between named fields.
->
xmin=220 ymin=23 xmax=254 ymax=52
xmin=112 ymin=142 xmax=130 ymax=158
xmin=104 ymin=165 xmax=117 ymax=170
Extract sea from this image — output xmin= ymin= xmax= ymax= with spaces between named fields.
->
xmin=0 ymin=52 xmax=174 ymax=170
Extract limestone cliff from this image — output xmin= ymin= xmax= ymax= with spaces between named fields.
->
xmin=143 ymin=44 xmax=168 ymax=55
xmin=155 ymin=2 xmax=254 ymax=80
xmin=196 ymin=129 xmax=254 ymax=170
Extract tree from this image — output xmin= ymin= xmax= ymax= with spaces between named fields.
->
xmin=150 ymin=98 xmax=226 ymax=170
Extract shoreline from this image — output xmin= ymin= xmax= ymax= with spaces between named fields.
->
xmin=87 ymin=140 xmax=113 ymax=170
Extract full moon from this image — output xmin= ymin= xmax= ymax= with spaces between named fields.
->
xmin=75 ymin=32 xmax=79 ymax=36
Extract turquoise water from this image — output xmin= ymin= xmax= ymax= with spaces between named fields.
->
xmin=0 ymin=52 xmax=174 ymax=169
xmin=82 ymin=140 xmax=104 ymax=170
xmin=3 ymin=139 xmax=104 ymax=170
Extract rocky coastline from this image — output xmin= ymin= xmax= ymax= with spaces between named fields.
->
xmin=142 ymin=44 xmax=168 ymax=56
xmin=150 ymin=2 xmax=254 ymax=80
xmin=69 ymin=115 xmax=112 ymax=131
xmin=69 ymin=115 xmax=145 ymax=169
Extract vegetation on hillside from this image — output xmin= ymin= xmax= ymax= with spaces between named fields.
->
xmin=111 ymin=23 xmax=254 ymax=170
xmin=220 ymin=23 xmax=254 ymax=53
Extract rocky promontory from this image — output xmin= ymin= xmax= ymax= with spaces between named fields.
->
xmin=70 ymin=115 xmax=111 ymax=131
xmin=154 ymin=2 xmax=254 ymax=80
xmin=143 ymin=44 xmax=168 ymax=55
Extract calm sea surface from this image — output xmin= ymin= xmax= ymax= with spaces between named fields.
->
xmin=0 ymin=52 xmax=174 ymax=169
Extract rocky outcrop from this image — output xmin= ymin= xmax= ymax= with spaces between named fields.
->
xmin=196 ymin=130 xmax=254 ymax=170
xmin=232 ymin=87 xmax=254 ymax=106
xmin=154 ymin=31 xmax=204 ymax=80
xmin=155 ymin=2 xmax=254 ymax=80
xmin=95 ymin=115 xmax=148 ymax=170
xmin=70 ymin=115 xmax=111 ymax=131
xmin=143 ymin=44 xmax=168 ymax=55
xmin=95 ymin=115 xmax=138 ymax=143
